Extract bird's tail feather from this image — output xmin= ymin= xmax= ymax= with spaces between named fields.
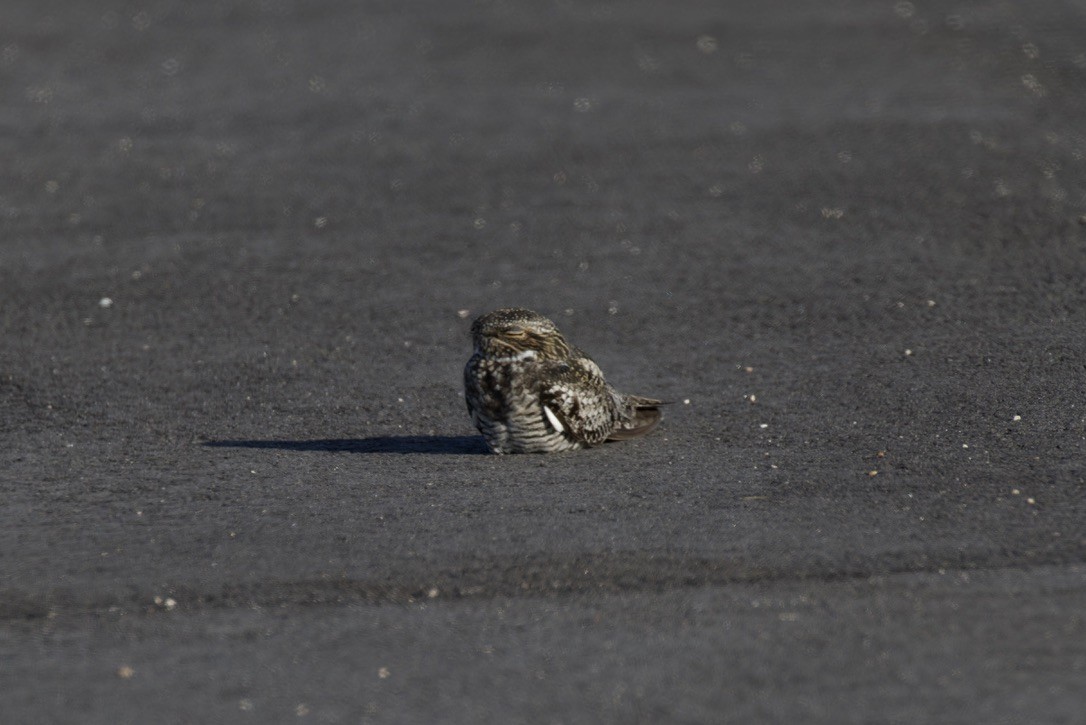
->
xmin=607 ymin=395 xmax=665 ymax=441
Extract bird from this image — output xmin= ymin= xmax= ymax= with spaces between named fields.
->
xmin=464 ymin=307 xmax=663 ymax=454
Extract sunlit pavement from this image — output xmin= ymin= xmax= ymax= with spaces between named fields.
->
xmin=2 ymin=1 xmax=1085 ymax=722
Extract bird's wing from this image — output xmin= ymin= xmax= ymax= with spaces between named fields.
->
xmin=538 ymin=358 xmax=617 ymax=446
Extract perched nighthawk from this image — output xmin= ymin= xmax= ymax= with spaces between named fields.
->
xmin=464 ymin=308 xmax=663 ymax=454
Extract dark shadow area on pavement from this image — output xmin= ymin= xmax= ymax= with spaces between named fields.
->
xmin=203 ymin=435 xmax=489 ymax=455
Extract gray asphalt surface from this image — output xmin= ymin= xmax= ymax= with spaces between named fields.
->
xmin=3 ymin=1 xmax=1086 ymax=722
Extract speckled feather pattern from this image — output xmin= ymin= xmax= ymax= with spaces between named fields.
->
xmin=464 ymin=308 xmax=662 ymax=454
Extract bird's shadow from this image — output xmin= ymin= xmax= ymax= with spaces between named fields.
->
xmin=203 ymin=435 xmax=489 ymax=455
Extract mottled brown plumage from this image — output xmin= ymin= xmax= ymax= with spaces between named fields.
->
xmin=464 ymin=308 xmax=663 ymax=454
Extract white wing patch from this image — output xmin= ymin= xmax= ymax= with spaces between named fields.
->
xmin=542 ymin=404 xmax=565 ymax=433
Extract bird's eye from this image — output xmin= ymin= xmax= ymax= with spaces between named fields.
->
xmin=505 ymin=327 xmax=527 ymax=338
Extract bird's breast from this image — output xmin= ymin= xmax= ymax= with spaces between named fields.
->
xmin=465 ymin=355 xmax=578 ymax=453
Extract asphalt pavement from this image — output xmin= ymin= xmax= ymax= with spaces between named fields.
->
xmin=2 ymin=1 xmax=1085 ymax=722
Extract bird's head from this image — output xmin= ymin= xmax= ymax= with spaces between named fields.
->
xmin=470 ymin=308 xmax=570 ymax=359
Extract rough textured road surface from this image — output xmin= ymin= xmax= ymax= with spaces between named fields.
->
xmin=3 ymin=1 xmax=1085 ymax=722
